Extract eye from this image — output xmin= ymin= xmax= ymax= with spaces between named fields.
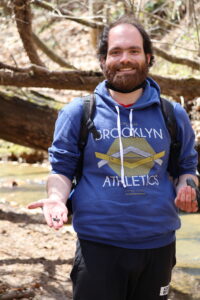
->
xmin=109 ymin=49 xmax=121 ymax=56
xmin=130 ymin=49 xmax=140 ymax=54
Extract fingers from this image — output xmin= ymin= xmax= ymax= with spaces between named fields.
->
xmin=27 ymin=200 xmax=44 ymax=209
xmin=175 ymin=186 xmax=198 ymax=212
xmin=27 ymin=199 xmax=68 ymax=229
xmin=48 ymin=213 xmax=68 ymax=230
xmin=43 ymin=202 xmax=68 ymax=230
xmin=51 ymin=215 xmax=64 ymax=230
xmin=62 ymin=211 xmax=68 ymax=223
xmin=44 ymin=208 xmax=54 ymax=228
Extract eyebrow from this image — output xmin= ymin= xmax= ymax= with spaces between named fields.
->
xmin=108 ymin=46 xmax=142 ymax=51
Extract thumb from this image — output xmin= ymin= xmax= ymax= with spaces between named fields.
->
xmin=174 ymin=196 xmax=179 ymax=203
xmin=27 ymin=199 xmax=44 ymax=209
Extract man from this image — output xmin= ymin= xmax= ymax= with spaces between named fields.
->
xmin=28 ymin=15 xmax=198 ymax=300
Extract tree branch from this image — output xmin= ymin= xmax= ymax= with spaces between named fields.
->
xmin=0 ymin=62 xmax=50 ymax=74
xmin=153 ymin=46 xmax=200 ymax=70
xmin=152 ymin=40 xmax=198 ymax=53
xmin=13 ymin=0 xmax=45 ymax=67
xmin=32 ymin=0 xmax=104 ymax=29
xmin=32 ymin=0 xmax=73 ymax=14
xmin=32 ymin=32 xmax=77 ymax=69
xmin=0 ymin=62 xmax=30 ymax=73
xmin=0 ymin=67 xmax=200 ymax=100
xmin=0 ymin=69 xmax=103 ymax=91
xmin=151 ymin=74 xmax=200 ymax=100
xmin=142 ymin=10 xmax=182 ymax=29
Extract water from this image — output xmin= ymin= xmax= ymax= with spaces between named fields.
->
xmin=0 ymin=161 xmax=49 ymax=206
xmin=176 ymin=213 xmax=200 ymax=278
xmin=1 ymin=162 xmax=200 ymax=278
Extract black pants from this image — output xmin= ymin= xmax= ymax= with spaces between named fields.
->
xmin=70 ymin=239 xmax=176 ymax=300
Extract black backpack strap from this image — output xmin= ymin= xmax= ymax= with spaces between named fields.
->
xmin=160 ymin=98 xmax=177 ymax=143
xmin=74 ymin=93 xmax=100 ymax=182
xmin=160 ymin=97 xmax=181 ymax=178
xmin=78 ymin=94 xmax=100 ymax=150
xmin=67 ymin=94 xmax=99 ymax=215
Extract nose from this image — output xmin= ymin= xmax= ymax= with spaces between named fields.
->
xmin=120 ymin=51 xmax=131 ymax=64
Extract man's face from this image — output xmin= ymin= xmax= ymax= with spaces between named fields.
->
xmin=101 ymin=24 xmax=150 ymax=92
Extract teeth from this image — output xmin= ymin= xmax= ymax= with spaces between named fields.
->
xmin=119 ymin=68 xmax=133 ymax=71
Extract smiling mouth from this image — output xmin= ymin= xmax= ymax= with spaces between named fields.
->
xmin=117 ymin=68 xmax=136 ymax=73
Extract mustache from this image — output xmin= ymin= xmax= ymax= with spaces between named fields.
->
xmin=116 ymin=62 xmax=139 ymax=69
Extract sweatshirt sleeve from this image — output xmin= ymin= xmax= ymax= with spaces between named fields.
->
xmin=174 ymin=102 xmax=198 ymax=176
xmin=48 ymin=98 xmax=83 ymax=180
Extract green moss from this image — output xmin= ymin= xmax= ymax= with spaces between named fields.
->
xmin=145 ymin=0 xmax=165 ymax=12
xmin=0 ymin=140 xmax=33 ymax=156
xmin=0 ymin=87 xmax=63 ymax=110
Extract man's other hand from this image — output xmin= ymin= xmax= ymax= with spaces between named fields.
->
xmin=175 ymin=186 xmax=198 ymax=213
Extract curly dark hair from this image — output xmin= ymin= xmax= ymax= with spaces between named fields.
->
xmin=98 ymin=14 xmax=155 ymax=68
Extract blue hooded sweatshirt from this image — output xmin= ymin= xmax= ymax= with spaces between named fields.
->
xmin=49 ymin=78 xmax=198 ymax=249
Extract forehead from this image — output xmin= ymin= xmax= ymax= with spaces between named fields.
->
xmin=108 ymin=23 xmax=144 ymax=50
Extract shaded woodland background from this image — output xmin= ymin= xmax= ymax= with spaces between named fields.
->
xmin=0 ymin=1 xmax=200 ymax=299
xmin=0 ymin=0 xmax=199 ymax=167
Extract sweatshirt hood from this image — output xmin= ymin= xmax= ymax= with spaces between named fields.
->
xmin=94 ymin=77 xmax=161 ymax=110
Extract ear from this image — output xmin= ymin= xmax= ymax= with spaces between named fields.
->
xmin=100 ymin=57 xmax=106 ymax=71
xmin=146 ymin=54 xmax=151 ymax=65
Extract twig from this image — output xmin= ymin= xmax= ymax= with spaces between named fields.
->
xmin=0 ymin=61 xmax=30 ymax=72
xmin=32 ymin=0 xmax=104 ymax=29
xmin=191 ymin=0 xmax=200 ymax=56
xmin=32 ymin=32 xmax=77 ymax=69
xmin=151 ymin=0 xmax=169 ymax=15
xmin=142 ymin=10 xmax=182 ymax=29
xmin=153 ymin=46 xmax=200 ymax=70
xmin=151 ymin=39 xmax=198 ymax=53
xmin=0 ymin=61 xmax=50 ymax=74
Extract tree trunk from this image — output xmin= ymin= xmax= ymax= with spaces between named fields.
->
xmin=0 ymin=89 xmax=199 ymax=172
xmin=0 ymin=90 xmax=58 ymax=150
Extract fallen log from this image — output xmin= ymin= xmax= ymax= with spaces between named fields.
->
xmin=0 ymin=89 xmax=58 ymax=150
xmin=0 ymin=68 xmax=200 ymax=100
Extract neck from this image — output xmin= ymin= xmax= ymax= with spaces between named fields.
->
xmin=109 ymin=88 xmax=143 ymax=105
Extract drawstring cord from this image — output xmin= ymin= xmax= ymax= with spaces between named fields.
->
xmin=129 ymin=109 xmax=133 ymax=137
xmin=115 ymin=106 xmax=126 ymax=188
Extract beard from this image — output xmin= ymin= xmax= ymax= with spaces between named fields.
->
xmin=103 ymin=59 xmax=149 ymax=93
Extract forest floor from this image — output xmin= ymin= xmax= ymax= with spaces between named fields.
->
xmin=0 ymin=203 xmax=75 ymax=300
xmin=0 ymin=203 xmax=200 ymax=300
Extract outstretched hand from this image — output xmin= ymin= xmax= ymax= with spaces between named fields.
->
xmin=175 ymin=185 xmax=198 ymax=213
xmin=28 ymin=199 xmax=68 ymax=230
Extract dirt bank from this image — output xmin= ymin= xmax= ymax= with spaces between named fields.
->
xmin=0 ymin=203 xmax=200 ymax=300
xmin=0 ymin=204 xmax=75 ymax=300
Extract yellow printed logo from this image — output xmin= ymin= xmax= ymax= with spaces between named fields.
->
xmin=95 ymin=137 xmax=165 ymax=177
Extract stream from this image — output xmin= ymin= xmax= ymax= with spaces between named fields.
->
xmin=0 ymin=161 xmax=49 ymax=206
xmin=1 ymin=161 xmax=200 ymax=280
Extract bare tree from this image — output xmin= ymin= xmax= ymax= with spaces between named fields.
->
xmin=0 ymin=0 xmax=199 ymax=153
